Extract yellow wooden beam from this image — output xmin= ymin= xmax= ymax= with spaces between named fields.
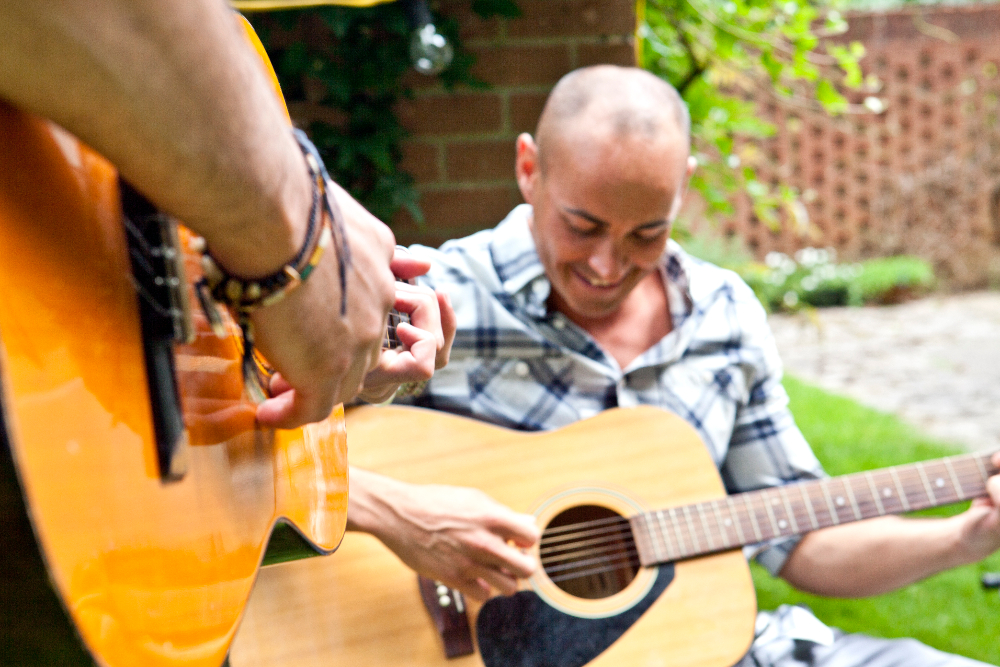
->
xmin=232 ymin=0 xmax=395 ymax=11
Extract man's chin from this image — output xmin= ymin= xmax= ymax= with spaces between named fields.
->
xmin=560 ymin=294 xmax=623 ymax=321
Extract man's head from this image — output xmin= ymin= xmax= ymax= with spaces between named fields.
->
xmin=516 ymin=65 xmax=694 ymax=322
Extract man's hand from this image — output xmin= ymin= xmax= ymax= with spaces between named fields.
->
xmin=254 ymin=183 xmax=397 ymax=429
xmin=953 ymin=451 xmax=1000 ymax=563
xmin=355 ymin=249 xmax=457 ymax=404
xmin=348 ymin=468 xmax=540 ymax=602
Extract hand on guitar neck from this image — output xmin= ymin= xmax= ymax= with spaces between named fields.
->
xmin=351 ymin=249 xmax=458 ymax=405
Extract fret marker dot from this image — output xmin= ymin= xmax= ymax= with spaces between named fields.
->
xmin=835 ymin=496 xmax=846 ymax=506
xmin=778 ymin=520 xmax=788 ymax=530
xmin=935 ymin=478 xmax=945 ymax=488
xmin=772 ymin=498 xmax=780 ymax=506
xmin=883 ymin=488 xmax=892 ymax=498
xmin=724 ymin=518 xmax=732 ymax=526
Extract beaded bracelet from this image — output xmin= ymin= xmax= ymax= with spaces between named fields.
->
xmin=194 ymin=129 xmax=350 ymax=328
xmin=193 ymin=129 xmax=352 ymax=401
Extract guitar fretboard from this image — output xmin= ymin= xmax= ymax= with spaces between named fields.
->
xmin=629 ymin=452 xmax=997 ymax=566
xmin=384 ymin=309 xmax=409 ymax=350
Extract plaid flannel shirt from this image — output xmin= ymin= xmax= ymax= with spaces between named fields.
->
xmin=400 ymin=204 xmax=826 ymax=574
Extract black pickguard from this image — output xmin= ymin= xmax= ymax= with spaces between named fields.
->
xmin=476 ymin=564 xmax=675 ymax=667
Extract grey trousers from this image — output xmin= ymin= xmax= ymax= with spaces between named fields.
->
xmin=733 ymin=606 xmax=992 ymax=667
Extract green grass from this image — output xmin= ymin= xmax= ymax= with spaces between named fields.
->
xmin=751 ymin=376 xmax=1000 ymax=664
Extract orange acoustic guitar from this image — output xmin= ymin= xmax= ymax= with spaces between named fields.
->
xmin=230 ymin=404 xmax=998 ymax=667
xmin=0 ymin=18 xmax=365 ymax=667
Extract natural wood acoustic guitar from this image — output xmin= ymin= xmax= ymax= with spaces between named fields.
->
xmin=230 ymin=404 xmax=998 ymax=667
xmin=0 ymin=17 xmax=365 ymax=667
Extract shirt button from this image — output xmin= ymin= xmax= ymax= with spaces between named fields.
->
xmin=552 ymin=317 xmax=566 ymax=330
xmin=513 ymin=361 xmax=530 ymax=377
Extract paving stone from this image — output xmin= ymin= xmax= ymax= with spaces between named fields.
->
xmin=769 ymin=292 xmax=1000 ymax=453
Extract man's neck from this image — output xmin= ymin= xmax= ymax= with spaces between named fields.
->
xmin=557 ymin=272 xmax=672 ymax=370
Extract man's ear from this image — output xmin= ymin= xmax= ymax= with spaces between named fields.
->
xmin=668 ymin=155 xmax=698 ymax=222
xmin=515 ymin=133 xmax=540 ymax=204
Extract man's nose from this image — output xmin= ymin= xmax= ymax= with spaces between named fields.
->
xmin=588 ymin=239 xmax=624 ymax=280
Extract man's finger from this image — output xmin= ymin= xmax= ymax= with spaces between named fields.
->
xmin=437 ymin=291 xmax=456 ymax=369
xmin=390 ymin=252 xmax=432 ymax=281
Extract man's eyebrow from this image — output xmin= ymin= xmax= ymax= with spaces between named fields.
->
xmin=563 ymin=207 xmax=608 ymax=227
xmin=563 ymin=207 xmax=668 ymax=231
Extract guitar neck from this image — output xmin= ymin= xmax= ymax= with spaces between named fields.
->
xmin=630 ymin=451 xmax=998 ymax=566
xmin=384 ymin=308 xmax=409 ymax=350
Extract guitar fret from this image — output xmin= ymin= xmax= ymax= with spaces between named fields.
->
xmin=974 ymin=455 xmax=990 ymax=485
xmin=843 ymin=477 xmax=863 ymax=520
xmin=779 ymin=486 xmax=799 ymax=533
xmin=681 ymin=505 xmax=700 ymax=553
xmin=799 ymin=484 xmax=819 ymax=529
xmin=889 ymin=467 xmax=911 ymax=511
xmin=943 ymin=458 xmax=964 ymax=497
xmin=695 ymin=503 xmax=715 ymax=551
xmin=761 ymin=491 xmax=782 ymax=536
xmin=820 ymin=480 xmax=841 ymax=525
xmin=864 ymin=471 xmax=886 ymax=516
xmin=710 ymin=500 xmax=731 ymax=547
xmin=640 ymin=514 xmax=664 ymax=564
xmin=668 ymin=508 xmax=686 ymax=555
xmin=916 ymin=462 xmax=937 ymax=506
xmin=726 ymin=496 xmax=747 ymax=545
xmin=743 ymin=493 xmax=763 ymax=542
xmin=927 ymin=460 xmax=957 ymax=503
xmin=655 ymin=510 xmax=674 ymax=560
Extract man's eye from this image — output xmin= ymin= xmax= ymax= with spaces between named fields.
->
xmin=634 ymin=227 xmax=667 ymax=242
xmin=566 ymin=222 xmax=599 ymax=237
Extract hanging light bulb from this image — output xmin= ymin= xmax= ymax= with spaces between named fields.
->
xmin=401 ymin=0 xmax=453 ymax=75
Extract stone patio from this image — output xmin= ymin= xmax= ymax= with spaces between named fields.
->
xmin=768 ymin=291 xmax=1000 ymax=453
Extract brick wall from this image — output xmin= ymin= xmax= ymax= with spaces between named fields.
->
xmin=724 ymin=4 xmax=1000 ymax=288
xmin=392 ymin=0 xmax=637 ymax=247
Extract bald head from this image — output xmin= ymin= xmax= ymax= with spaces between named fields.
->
xmin=535 ymin=66 xmax=690 ymax=174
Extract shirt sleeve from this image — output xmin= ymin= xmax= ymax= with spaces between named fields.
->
xmin=720 ymin=279 xmax=827 ymax=576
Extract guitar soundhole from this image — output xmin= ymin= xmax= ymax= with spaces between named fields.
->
xmin=541 ymin=505 xmax=638 ymax=600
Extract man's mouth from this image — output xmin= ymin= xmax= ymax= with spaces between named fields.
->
xmin=575 ymin=270 xmax=623 ymax=289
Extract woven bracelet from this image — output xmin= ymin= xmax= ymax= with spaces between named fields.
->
xmin=194 ymin=130 xmax=353 ymax=332
xmin=192 ymin=130 xmax=352 ymax=400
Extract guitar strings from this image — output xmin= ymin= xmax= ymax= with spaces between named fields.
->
xmin=543 ymin=514 xmax=631 ymax=537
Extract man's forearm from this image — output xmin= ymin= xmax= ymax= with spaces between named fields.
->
xmin=778 ymin=515 xmax=969 ymax=597
xmin=0 ymin=0 xmax=308 ymax=275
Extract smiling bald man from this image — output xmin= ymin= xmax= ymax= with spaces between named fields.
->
xmin=349 ymin=65 xmax=1000 ymax=667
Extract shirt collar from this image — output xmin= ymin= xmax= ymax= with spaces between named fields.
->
xmin=488 ymin=205 xmax=550 ymax=317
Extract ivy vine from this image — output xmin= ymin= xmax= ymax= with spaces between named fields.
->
xmin=248 ymin=1 xmax=520 ymax=225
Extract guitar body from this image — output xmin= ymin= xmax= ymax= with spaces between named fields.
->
xmin=0 ymin=21 xmax=347 ymax=667
xmin=230 ymin=405 xmax=756 ymax=667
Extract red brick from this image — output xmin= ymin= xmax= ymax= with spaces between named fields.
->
xmin=507 ymin=0 xmax=636 ymax=39
xmin=577 ymin=42 xmax=636 ymax=68
xmin=392 ymin=185 xmax=522 ymax=243
xmin=401 ymin=68 xmax=449 ymax=92
xmin=510 ymin=92 xmax=550 ymax=133
xmin=445 ymin=139 xmax=517 ymax=182
xmin=400 ymin=140 xmax=441 ymax=185
xmin=437 ymin=0 xmax=503 ymax=41
xmin=469 ymin=45 xmax=573 ymax=87
xmin=396 ymin=93 xmax=503 ymax=135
